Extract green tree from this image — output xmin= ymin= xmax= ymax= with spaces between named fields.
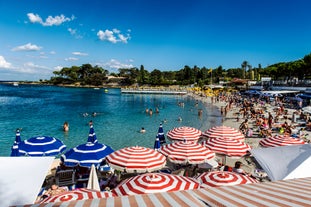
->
xmin=241 ymin=61 xmax=248 ymax=79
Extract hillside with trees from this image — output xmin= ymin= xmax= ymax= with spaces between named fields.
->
xmin=48 ymin=53 xmax=311 ymax=87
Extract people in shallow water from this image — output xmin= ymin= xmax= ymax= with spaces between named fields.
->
xmin=178 ymin=116 xmax=182 ymax=122
xmin=63 ymin=121 xmax=69 ymax=132
xmin=140 ymin=127 xmax=146 ymax=133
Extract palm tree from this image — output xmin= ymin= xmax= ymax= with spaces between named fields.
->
xmin=241 ymin=61 xmax=248 ymax=79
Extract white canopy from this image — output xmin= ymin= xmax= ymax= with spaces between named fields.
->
xmin=250 ymin=144 xmax=311 ymax=181
xmin=0 ymin=157 xmax=54 ymax=206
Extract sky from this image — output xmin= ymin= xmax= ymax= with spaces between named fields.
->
xmin=0 ymin=0 xmax=311 ymax=81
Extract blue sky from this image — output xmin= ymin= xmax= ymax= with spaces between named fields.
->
xmin=0 ymin=0 xmax=311 ymax=81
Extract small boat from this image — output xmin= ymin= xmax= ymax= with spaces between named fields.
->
xmin=13 ymin=82 xmax=19 ymax=86
xmin=104 ymin=89 xmax=109 ymax=93
xmin=94 ymin=87 xmax=100 ymax=90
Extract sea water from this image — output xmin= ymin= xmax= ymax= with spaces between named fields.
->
xmin=0 ymin=84 xmax=222 ymax=156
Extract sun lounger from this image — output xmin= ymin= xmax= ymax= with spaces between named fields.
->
xmin=55 ymin=169 xmax=76 ymax=187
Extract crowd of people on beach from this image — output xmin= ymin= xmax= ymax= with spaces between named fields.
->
xmin=37 ymin=88 xmax=311 ymax=204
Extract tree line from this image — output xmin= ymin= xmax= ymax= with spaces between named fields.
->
xmin=48 ymin=53 xmax=311 ymax=87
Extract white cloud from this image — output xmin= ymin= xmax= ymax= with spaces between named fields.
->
xmin=12 ymin=43 xmax=42 ymax=51
xmin=27 ymin=13 xmax=74 ymax=26
xmin=112 ymin=28 xmax=120 ymax=33
xmin=0 ymin=56 xmax=12 ymax=68
xmin=65 ymin=57 xmax=78 ymax=61
xmin=68 ymin=28 xmax=83 ymax=39
xmin=23 ymin=62 xmax=51 ymax=71
xmin=72 ymin=52 xmax=88 ymax=56
xmin=27 ymin=13 xmax=42 ymax=24
xmin=68 ymin=28 xmax=76 ymax=35
xmin=97 ymin=28 xmax=131 ymax=44
xmin=54 ymin=66 xmax=63 ymax=71
xmin=103 ymin=59 xmax=134 ymax=69
xmin=50 ymin=51 xmax=56 ymax=55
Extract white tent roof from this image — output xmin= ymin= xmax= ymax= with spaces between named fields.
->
xmin=0 ymin=157 xmax=54 ymax=206
xmin=250 ymin=144 xmax=311 ymax=181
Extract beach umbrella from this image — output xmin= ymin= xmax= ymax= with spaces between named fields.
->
xmin=10 ymin=143 xmax=20 ymax=157
xmin=157 ymin=123 xmax=166 ymax=144
xmin=160 ymin=141 xmax=215 ymax=165
xmin=61 ymin=142 xmax=114 ymax=168
xmin=18 ymin=136 xmax=66 ymax=157
xmin=14 ymin=129 xmax=21 ymax=144
xmin=10 ymin=129 xmax=22 ymax=157
xmin=202 ymin=137 xmax=251 ymax=158
xmin=39 ymin=188 xmax=115 ymax=204
xmin=112 ymin=172 xmax=200 ymax=196
xmin=87 ymin=164 xmax=100 ymax=191
xmin=202 ymin=125 xmax=245 ymax=142
xmin=196 ymin=171 xmax=258 ymax=188
xmin=259 ymin=135 xmax=305 ymax=147
xmin=87 ymin=125 xmax=98 ymax=143
xmin=167 ymin=126 xmax=202 ymax=142
xmin=105 ymin=146 xmax=166 ymax=173
xmin=154 ymin=136 xmax=161 ymax=151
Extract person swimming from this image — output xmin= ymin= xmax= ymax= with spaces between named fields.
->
xmin=63 ymin=121 xmax=69 ymax=132
xmin=140 ymin=127 xmax=146 ymax=133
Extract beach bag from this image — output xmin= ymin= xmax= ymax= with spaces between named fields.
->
xmin=280 ymin=127 xmax=284 ymax=134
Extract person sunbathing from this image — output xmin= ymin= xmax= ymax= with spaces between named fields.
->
xmin=36 ymin=184 xmax=67 ymax=203
xmin=44 ymin=185 xmax=67 ymax=198
xmin=232 ymin=161 xmax=252 ymax=177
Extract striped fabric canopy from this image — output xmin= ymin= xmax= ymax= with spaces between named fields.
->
xmin=160 ymin=141 xmax=215 ymax=164
xmin=19 ymin=177 xmax=311 ymax=207
xmin=196 ymin=171 xmax=258 ymax=188
xmin=18 ymin=136 xmax=66 ymax=157
xmin=61 ymin=142 xmax=114 ymax=168
xmin=259 ymin=135 xmax=305 ymax=147
xmin=40 ymin=188 xmax=115 ymax=204
xmin=105 ymin=146 xmax=166 ymax=173
xmin=202 ymin=137 xmax=251 ymax=158
xmin=167 ymin=126 xmax=202 ymax=142
xmin=202 ymin=125 xmax=245 ymax=142
xmin=87 ymin=125 xmax=98 ymax=143
xmin=112 ymin=173 xmax=200 ymax=196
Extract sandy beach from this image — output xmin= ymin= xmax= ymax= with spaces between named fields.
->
xmin=189 ymin=91 xmax=311 ymax=180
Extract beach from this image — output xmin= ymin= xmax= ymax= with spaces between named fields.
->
xmin=190 ymin=91 xmax=311 ymax=179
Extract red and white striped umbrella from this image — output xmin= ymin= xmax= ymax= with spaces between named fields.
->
xmin=167 ymin=126 xmax=202 ymax=142
xmin=202 ymin=137 xmax=251 ymax=158
xmin=160 ymin=141 xmax=215 ymax=164
xmin=40 ymin=188 xmax=115 ymax=203
xmin=112 ymin=172 xmax=200 ymax=196
xmin=105 ymin=146 xmax=166 ymax=173
xmin=259 ymin=135 xmax=306 ymax=147
xmin=202 ymin=125 xmax=245 ymax=142
xmin=196 ymin=171 xmax=258 ymax=188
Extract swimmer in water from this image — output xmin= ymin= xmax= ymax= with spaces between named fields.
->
xmin=63 ymin=121 xmax=69 ymax=132
xmin=140 ymin=127 xmax=146 ymax=133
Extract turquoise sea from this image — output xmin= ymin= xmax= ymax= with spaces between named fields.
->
xmin=0 ymin=84 xmax=222 ymax=157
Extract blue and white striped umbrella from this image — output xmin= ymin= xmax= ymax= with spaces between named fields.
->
xmin=157 ymin=123 xmax=166 ymax=145
xmin=87 ymin=125 xmax=98 ymax=143
xmin=10 ymin=129 xmax=22 ymax=156
xmin=18 ymin=136 xmax=66 ymax=157
xmin=61 ymin=142 xmax=114 ymax=168
xmin=14 ymin=129 xmax=21 ymax=144
xmin=154 ymin=136 xmax=161 ymax=151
